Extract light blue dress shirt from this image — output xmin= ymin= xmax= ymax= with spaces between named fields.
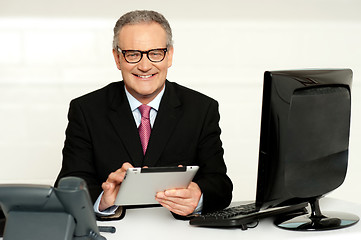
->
xmin=124 ymin=85 xmax=164 ymax=128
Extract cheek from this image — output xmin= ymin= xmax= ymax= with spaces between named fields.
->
xmin=120 ymin=63 xmax=134 ymax=74
xmin=158 ymin=62 xmax=171 ymax=73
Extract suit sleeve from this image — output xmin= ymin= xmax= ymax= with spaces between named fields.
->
xmin=55 ymin=99 xmax=102 ymax=202
xmin=193 ymin=100 xmax=233 ymax=213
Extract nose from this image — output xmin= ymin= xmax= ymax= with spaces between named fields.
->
xmin=137 ymin=54 xmax=152 ymax=72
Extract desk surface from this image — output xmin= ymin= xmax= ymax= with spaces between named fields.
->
xmin=1 ymin=198 xmax=360 ymax=240
xmin=97 ymin=198 xmax=361 ymax=240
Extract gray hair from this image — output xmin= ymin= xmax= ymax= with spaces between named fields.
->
xmin=112 ymin=10 xmax=173 ymax=50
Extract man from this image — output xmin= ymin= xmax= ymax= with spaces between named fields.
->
xmin=56 ymin=10 xmax=232 ymax=217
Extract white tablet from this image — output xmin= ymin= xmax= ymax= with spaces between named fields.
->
xmin=114 ymin=166 xmax=199 ymax=206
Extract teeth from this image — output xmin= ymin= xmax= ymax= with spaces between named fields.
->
xmin=137 ymin=74 xmax=153 ymax=79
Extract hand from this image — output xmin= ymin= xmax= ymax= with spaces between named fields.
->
xmin=99 ymin=162 xmax=134 ymax=211
xmin=155 ymin=182 xmax=202 ymax=216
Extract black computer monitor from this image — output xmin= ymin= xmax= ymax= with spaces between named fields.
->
xmin=255 ymin=69 xmax=359 ymax=230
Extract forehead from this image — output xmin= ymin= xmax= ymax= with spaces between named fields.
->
xmin=118 ymin=22 xmax=167 ymax=50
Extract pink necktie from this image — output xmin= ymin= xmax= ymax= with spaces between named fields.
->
xmin=138 ymin=104 xmax=152 ymax=155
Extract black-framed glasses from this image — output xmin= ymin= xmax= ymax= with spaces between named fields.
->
xmin=117 ymin=47 xmax=168 ymax=64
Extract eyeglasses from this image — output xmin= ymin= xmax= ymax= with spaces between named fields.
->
xmin=117 ymin=47 xmax=168 ymax=64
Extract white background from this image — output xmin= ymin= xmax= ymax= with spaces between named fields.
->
xmin=0 ymin=0 xmax=360 ymax=204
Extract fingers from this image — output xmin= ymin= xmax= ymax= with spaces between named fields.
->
xmin=164 ymin=188 xmax=190 ymax=199
xmin=106 ymin=162 xmax=134 ymax=184
xmin=99 ymin=162 xmax=134 ymax=211
xmin=120 ymin=162 xmax=134 ymax=171
xmin=158 ymin=199 xmax=191 ymax=216
xmin=155 ymin=182 xmax=202 ymax=216
xmin=107 ymin=171 xmax=126 ymax=184
xmin=156 ymin=190 xmax=196 ymax=216
xmin=99 ymin=181 xmax=120 ymax=211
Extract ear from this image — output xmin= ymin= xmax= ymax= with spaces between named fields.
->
xmin=113 ymin=49 xmax=121 ymax=70
xmin=167 ymin=46 xmax=174 ymax=68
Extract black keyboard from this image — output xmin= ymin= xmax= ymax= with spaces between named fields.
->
xmin=189 ymin=202 xmax=308 ymax=230
xmin=199 ymin=203 xmax=258 ymax=220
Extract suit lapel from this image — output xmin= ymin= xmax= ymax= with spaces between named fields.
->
xmin=144 ymin=81 xmax=182 ymax=166
xmin=108 ymin=82 xmax=144 ymax=166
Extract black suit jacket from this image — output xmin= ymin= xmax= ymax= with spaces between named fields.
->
xmin=56 ymin=80 xmax=233 ymax=213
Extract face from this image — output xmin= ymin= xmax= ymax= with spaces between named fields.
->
xmin=113 ymin=22 xmax=174 ymax=104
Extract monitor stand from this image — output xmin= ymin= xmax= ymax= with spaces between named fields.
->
xmin=274 ymin=197 xmax=359 ymax=231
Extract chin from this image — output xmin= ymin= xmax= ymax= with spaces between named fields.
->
xmin=133 ymin=87 xmax=156 ymax=97
xmin=126 ymin=80 xmax=165 ymax=100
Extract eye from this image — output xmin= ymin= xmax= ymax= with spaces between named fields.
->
xmin=149 ymin=50 xmax=165 ymax=60
xmin=150 ymin=50 xmax=163 ymax=56
xmin=126 ymin=51 xmax=141 ymax=59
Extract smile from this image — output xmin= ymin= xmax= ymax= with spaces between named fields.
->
xmin=134 ymin=74 xmax=156 ymax=79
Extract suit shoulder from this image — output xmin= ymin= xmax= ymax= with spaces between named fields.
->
xmin=71 ymin=81 xmax=123 ymax=105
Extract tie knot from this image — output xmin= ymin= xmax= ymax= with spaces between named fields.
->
xmin=138 ymin=104 xmax=151 ymax=119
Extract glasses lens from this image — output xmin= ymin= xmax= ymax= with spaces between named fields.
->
xmin=148 ymin=49 xmax=166 ymax=62
xmin=124 ymin=50 xmax=142 ymax=63
xmin=121 ymin=49 xmax=167 ymax=63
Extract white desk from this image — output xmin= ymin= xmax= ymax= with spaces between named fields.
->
xmin=1 ymin=198 xmax=360 ymax=240
xmin=97 ymin=198 xmax=361 ymax=240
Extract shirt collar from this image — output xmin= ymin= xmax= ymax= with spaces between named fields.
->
xmin=125 ymin=85 xmax=165 ymax=112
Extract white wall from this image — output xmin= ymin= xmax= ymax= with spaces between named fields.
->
xmin=1 ymin=0 xmax=360 ymax=204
